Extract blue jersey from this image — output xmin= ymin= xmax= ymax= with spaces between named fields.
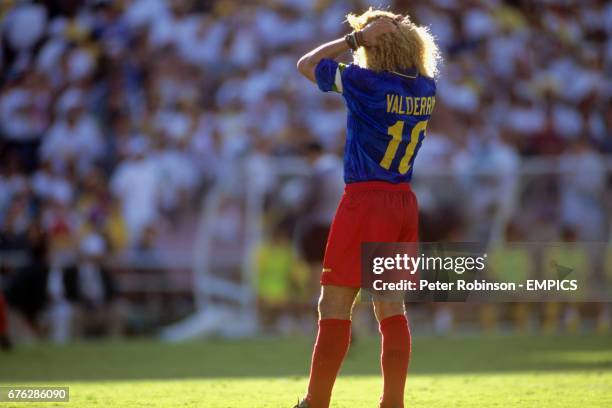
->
xmin=315 ymin=58 xmax=436 ymax=184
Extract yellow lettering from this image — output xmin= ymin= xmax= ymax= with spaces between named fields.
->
xmin=388 ymin=96 xmax=436 ymax=117
xmin=386 ymin=94 xmax=394 ymax=113
xmin=380 ymin=120 xmax=404 ymax=170
xmin=405 ymin=97 xmax=413 ymax=115
xmin=399 ymin=120 xmax=428 ymax=174
xmin=380 ymin=120 xmax=429 ymax=174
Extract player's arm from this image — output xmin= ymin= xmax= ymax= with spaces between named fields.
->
xmin=297 ymin=18 xmax=398 ymax=83
xmin=296 ymin=38 xmax=349 ymax=83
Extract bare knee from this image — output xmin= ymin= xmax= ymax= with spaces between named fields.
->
xmin=318 ymin=286 xmax=359 ymax=320
xmin=373 ymin=300 xmax=405 ymax=322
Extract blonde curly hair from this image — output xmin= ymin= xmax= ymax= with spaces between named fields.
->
xmin=347 ymin=8 xmax=441 ymax=78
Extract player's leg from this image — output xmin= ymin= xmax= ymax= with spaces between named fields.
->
xmin=299 ymin=187 xmax=362 ymax=406
xmin=303 ymin=284 xmax=358 ymax=408
xmin=317 ymin=284 xmax=358 ymax=319
xmin=373 ymin=300 xmax=410 ymax=408
xmin=372 ymin=187 xmax=417 ymax=408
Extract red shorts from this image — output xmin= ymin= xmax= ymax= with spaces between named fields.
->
xmin=321 ymin=181 xmax=419 ymax=288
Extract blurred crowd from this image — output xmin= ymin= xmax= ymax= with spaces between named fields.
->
xmin=0 ymin=0 xmax=611 ymax=340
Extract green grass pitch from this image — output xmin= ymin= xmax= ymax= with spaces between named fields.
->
xmin=0 ymin=334 xmax=611 ymax=407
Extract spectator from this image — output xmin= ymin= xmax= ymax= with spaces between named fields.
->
xmin=110 ymin=137 xmax=159 ymax=244
xmin=40 ymin=88 xmax=105 ymax=174
xmin=50 ymin=233 xmax=122 ymax=341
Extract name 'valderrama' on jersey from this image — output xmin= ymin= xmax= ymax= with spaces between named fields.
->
xmin=315 ymin=58 xmax=436 ymax=184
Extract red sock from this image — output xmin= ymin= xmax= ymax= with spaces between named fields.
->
xmin=306 ymin=319 xmax=351 ymax=408
xmin=379 ymin=314 xmax=411 ymax=408
xmin=0 ymin=294 xmax=7 ymax=335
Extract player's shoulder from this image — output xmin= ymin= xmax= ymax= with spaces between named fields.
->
xmin=346 ymin=65 xmax=435 ymax=91
xmin=341 ymin=62 xmax=374 ymax=78
xmin=342 ymin=63 xmax=381 ymax=83
xmin=340 ymin=64 xmax=392 ymax=94
xmin=412 ymin=73 xmax=436 ymax=94
xmin=315 ymin=59 xmax=435 ymax=95
xmin=315 ymin=59 xmax=379 ymax=94
xmin=382 ymin=71 xmax=436 ymax=99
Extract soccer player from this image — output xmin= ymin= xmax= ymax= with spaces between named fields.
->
xmin=294 ymin=8 xmax=440 ymax=408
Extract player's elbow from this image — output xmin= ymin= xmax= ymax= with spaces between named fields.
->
xmin=296 ymin=55 xmax=309 ymax=75
xmin=297 ymin=55 xmax=315 ymax=81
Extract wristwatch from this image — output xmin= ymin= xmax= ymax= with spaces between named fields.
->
xmin=345 ymin=31 xmax=365 ymax=50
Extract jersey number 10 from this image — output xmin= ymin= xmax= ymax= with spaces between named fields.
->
xmin=379 ymin=119 xmax=428 ymax=174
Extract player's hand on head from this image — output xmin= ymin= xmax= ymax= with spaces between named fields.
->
xmin=360 ymin=18 xmax=398 ymax=46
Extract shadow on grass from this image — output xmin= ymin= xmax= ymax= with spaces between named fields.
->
xmin=0 ymin=334 xmax=611 ymax=382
